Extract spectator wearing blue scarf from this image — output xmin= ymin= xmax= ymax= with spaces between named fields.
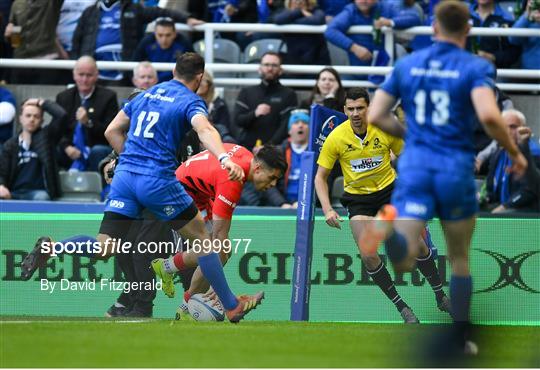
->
xmin=482 ymin=110 xmax=540 ymax=213
xmin=56 ymin=56 xmax=118 ymax=172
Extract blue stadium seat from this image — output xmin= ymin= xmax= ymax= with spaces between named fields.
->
xmin=242 ymin=38 xmax=287 ymax=78
xmin=243 ymin=38 xmax=287 ymax=64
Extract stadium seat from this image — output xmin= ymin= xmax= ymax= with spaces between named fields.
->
xmin=243 ymin=38 xmax=287 ymax=77
xmin=57 ymin=171 xmax=103 ymax=203
xmin=243 ymin=38 xmax=287 ymax=64
xmin=327 ymin=42 xmax=350 ymax=66
xmin=193 ymin=38 xmax=241 ymax=77
xmin=331 ymin=176 xmax=344 ymax=208
xmin=499 ymin=1 xmax=515 ymax=15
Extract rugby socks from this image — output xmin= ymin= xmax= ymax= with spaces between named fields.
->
xmin=367 ymin=261 xmax=408 ymax=312
xmin=198 ymin=253 xmax=238 ymax=310
xmin=416 ymin=248 xmax=445 ymax=302
xmin=163 ymin=255 xmax=181 ymax=273
xmin=57 ymin=235 xmax=99 ymax=257
xmin=450 ymin=275 xmax=472 ymax=323
xmin=173 ymin=253 xmax=186 ymax=270
xmin=161 ymin=253 xmax=190 ymax=273
xmin=384 ymin=230 xmax=408 ymax=264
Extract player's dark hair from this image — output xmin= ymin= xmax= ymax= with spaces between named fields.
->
xmin=255 ymin=145 xmax=288 ymax=175
xmin=345 ymin=87 xmax=370 ymax=104
xmin=435 ymin=1 xmax=470 ymax=36
xmin=175 ymin=52 xmax=205 ymax=81
xmin=155 ymin=17 xmax=175 ymax=30
xmin=260 ymin=51 xmax=282 ymax=64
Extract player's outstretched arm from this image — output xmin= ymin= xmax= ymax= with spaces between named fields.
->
xmin=368 ymin=90 xmax=406 ymax=138
xmin=472 ymin=87 xmax=527 ymax=177
xmin=104 ymin=110 xmax=130 ymax=153
xmin=315 ymin=165 xmax=343 ymax=229
xmin=191 ymin=114 xmax=244 ymax=181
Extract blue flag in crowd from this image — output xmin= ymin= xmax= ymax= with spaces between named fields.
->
xmin=70 ymin=99 xmax=90 ymax=171
xmin=308 ymin=104 xmax=348 ymax=155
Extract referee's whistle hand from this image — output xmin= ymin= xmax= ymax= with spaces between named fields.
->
xmin=325 ymin=210 xmax=343 ymax=229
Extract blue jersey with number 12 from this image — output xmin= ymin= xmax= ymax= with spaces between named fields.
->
xmin=381 ymin=41 xmax=495 ymax=171
xmin=118 ymin=79 xmax=208 ymax=178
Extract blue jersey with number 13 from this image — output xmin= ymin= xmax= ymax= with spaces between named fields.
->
xmin=118 ymin=79 xmax=208 ymax=178
xmin=381 ymin=41 xmax=495 ymax=171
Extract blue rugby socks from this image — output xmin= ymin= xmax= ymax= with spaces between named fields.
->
xmin=450 ymin=275 xmax=472 ymax=323
xmin=198 ymin=253 xmax=238 ymax=310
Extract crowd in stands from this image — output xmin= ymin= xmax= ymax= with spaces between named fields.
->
xmin=0 ymin=0 xmax=538 ymax=213
xmin=1 ymin=0 xmax=538 ymax=80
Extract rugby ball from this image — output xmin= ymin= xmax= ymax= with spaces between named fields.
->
xmin=187 ymin=294 xmax=225 ymax=322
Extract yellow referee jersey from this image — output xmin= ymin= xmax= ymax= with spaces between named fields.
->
xmin=317 ymin=120 xmax=404 ymax=195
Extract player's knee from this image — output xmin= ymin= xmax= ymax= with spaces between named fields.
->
xmin=360 ymin=253 xmax=381 ymax=270
xmin=447 ymin=254 xmax=469 ymax=275
xmin=447 ymin=247 xmax=469 ymax=263
xmin=393 ymin=257 xmax=416 ymax=273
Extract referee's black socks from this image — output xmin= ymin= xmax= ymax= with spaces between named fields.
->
xmin=367 ymin=261 xmax=408 ymax=312
xmin=416 ymin=248 xmax=446 ymax=302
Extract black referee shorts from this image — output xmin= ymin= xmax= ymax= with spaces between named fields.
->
xmin=340 ymin=182 xmax=394 ymax=218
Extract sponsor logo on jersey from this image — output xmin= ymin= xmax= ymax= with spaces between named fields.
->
xmin=404 ymin=201 xmax=427 ymax=216
xmin=109 ymin=200 xmax=125 ymax=209
xmin=218 ymin=194 xmax=236 ymax=208
xmin=143 ymin=92 xmax=175 ymax=103
xmin=373 ymin=138 xmax=382 ymax=149
xmin=350 ymin=156 xmax=383 ymax=173
xmin=410 ymin=67 xmax=460 ymax=79
xmin=345 ymin=144 xmax=354 ymax=152
xmin=163 ymin=205 xmax=175 ymax=216
xmin=429 ymin=60 xmax=442 ymax=69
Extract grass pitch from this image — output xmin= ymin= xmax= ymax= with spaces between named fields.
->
xmin=0 ymin=317 xmax=538 ymax=368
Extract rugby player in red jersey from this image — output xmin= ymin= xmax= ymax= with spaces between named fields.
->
xmin=151 ymin=143 xmax=287 ymax=318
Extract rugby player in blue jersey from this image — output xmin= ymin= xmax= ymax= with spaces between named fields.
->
xmin=21 ymin=53 xmax=264 ymax=323
xmin=366 ymin=0 xmax=527 ymax=353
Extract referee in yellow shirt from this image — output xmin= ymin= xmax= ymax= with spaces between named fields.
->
xmin=315 ymin=88 xmax=450 ymax=323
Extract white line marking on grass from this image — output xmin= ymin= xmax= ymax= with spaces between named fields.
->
xmin=0 ymin=320 xmax=151 ymax=324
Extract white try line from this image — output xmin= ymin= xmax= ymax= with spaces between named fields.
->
xmin=0 ymin=319 xmax=152 ymax=324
